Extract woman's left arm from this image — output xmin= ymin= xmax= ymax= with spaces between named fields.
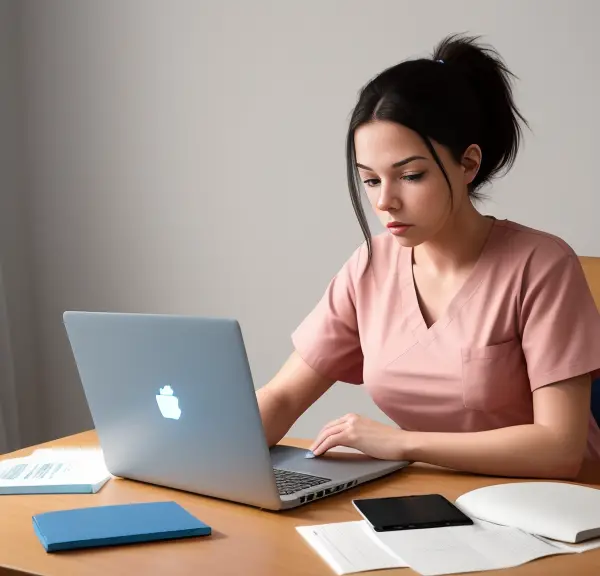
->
xmin=310 ymin=374 xmax=591 ymax=479
xmin=403 ymin=374 xmax=591 ymax=479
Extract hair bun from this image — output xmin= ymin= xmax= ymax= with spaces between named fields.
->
xmin=432 ymin=34 xmax=528 ymax=184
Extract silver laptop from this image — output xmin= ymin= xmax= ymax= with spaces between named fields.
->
xmin=63 ymin=311 xmax=408 ymax=510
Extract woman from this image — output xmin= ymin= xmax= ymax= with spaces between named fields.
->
xmin=257 ymin=34 xmax=600 ymax=479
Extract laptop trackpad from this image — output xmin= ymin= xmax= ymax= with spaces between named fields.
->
xmin=270 ymin=445 xmax=392 ymax=480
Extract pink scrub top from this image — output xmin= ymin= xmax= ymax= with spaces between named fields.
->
xmin=292 ymin=219 xmax=600 ymax=459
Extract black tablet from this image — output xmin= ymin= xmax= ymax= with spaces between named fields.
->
xmin=353 ymin=494 xmax=473 ymax=532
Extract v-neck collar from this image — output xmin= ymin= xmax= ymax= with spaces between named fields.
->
xmin=400 ymin=219 xmax=507 ymax=347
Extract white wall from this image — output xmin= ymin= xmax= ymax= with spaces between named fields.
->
xmin=20 ymin=0 xmax=600 ymax=442
xmin=0 ymin=0 xmax=41 ymax=449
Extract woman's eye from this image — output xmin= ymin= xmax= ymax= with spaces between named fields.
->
xmin=402 ymin=172 xmax=424 ymax=182
xmin=363 ymin=173 xmax=424 ymax=187
xmin=363 ymin=179 xmax=380 ymax=188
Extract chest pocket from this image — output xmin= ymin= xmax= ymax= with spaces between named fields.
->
xmin=461 ymin=340 xmax=529 ymax=412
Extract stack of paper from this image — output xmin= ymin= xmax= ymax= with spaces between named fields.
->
xmin=371 ymin=518 xmax=592 ymax=575
xmin=0 ymin=447 xmax=111 ymax=494
xmin=297 ymin=518 xmax=600 ymax=575
xmin=296 ymin=520 xmax=405 ymax=575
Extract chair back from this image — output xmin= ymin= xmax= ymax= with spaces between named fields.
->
xmin=580 ymin=257 xmax=600 ymax=424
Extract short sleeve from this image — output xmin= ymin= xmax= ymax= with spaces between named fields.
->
xmin=291 ymin=248 xmax=364 ymax=384
xmin=520 ymin=249 xmax=600 ymax=391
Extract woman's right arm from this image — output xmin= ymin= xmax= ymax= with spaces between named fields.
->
xmin=256 ymin=351 xmax=335 ymax=447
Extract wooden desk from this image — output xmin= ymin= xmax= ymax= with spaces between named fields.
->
xmin=2 ymin=432 xmax=600 ymax=576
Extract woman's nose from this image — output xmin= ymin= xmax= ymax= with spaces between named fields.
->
xmin=377 ymin=182 xmax=401 ymax=212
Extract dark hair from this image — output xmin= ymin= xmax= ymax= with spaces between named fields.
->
xmin=346 ymin=34 xmax=528 ymax=264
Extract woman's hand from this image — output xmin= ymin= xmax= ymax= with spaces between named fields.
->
xmin=309 ymin=413 xmax=407 ymax=460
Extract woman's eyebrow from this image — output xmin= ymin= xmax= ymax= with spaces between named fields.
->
xmin=356 ymin=155 xmax=427 ymax=172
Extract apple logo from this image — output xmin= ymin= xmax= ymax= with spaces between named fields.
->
xmin=156 ymin=385 xmax=181 ymax=420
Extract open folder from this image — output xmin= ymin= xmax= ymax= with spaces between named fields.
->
xmin=297 ymin=518 xmax=600 ymax=576
xmin=297 ymin=481 xmax=600 ymax=575
xmin=0 ymin=448 xmax=110 ymax=494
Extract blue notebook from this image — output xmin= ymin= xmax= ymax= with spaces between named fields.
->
xmin=32 ymin=501 xmax=211 ymax=552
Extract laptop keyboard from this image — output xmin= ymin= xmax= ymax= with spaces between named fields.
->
xmin=273 ymin=468 xmax=330 ymax=496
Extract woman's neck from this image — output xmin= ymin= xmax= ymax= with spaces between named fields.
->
xmin=413 ymin=204 xmax=494 ymax=276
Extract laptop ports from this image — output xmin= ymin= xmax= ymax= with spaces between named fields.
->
xmin=316 ymin=490 xmax=324 ymax=498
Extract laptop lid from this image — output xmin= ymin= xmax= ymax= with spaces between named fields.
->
xmin=63 ymin=311 xmax=283 ymax=510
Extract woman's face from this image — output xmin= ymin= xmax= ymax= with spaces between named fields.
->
xmin=354 ymin=120 xmax=480 ymax=247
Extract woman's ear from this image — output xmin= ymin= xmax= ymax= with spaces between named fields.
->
xmin=461 ymin=144 xmax=482 ymax=185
